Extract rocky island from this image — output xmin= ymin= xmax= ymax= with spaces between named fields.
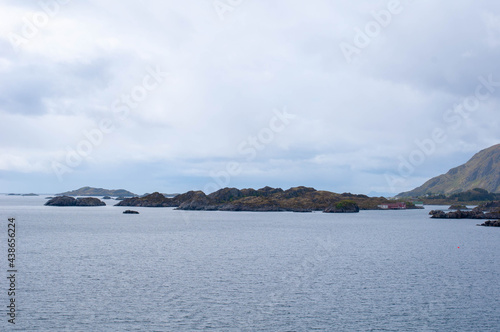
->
xmin=7 ymin=193 xmax=39 ymax=196
xmin=57 ymin=186 xmax=136 ymax=197
xmin=45 ymin=196 xmax=106 ymax=206
xmin=116 ymin=186 xmax=418 ymax=212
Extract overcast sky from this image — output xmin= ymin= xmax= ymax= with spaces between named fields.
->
xmin=0 ymin=0 xmax=499 ymax=195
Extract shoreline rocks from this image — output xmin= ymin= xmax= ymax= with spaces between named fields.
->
xmin=477 ymin=220 xmax=500 ymax=227
xmin=430 ymin=202 xmax=500 ymax=220
xmin=449 ymin=204 xmax=468 ymax=210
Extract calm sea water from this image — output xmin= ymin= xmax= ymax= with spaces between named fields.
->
xmin=0 ymin=195 xmax=499 ymax=331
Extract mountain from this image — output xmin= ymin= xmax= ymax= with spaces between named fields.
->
xmin=398 ymin=144 xmax=500 ymax=197
xmin=58 ymin=186 xmax=136 ymax=197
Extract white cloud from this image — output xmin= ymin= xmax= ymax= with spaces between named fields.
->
xmin=0 ymin=0 xmax=499 ymax=194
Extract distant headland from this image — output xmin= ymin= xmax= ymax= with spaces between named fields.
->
xmin=57 ymin=186 xmax=136 ymax=197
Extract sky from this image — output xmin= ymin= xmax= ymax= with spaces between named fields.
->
xmin=0 ymin=0 xmax=499 ymax=196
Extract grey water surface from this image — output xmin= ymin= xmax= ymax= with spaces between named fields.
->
xmin=0 ymin=195 xmax=499 ymax=331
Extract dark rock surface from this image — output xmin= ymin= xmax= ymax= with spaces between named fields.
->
xmin=45 ymin=196 xmax=76 ymax=206
xmin=430 ymin=204 xmax=500 ymax=219
xmin=475 ymin=200 xmax=500 ymax=211
xmin=177 ymin=191 xmax=217 ymax=210
xmin=45 ymin=196 xmax=106 ymax=206
xmin=123 ymin=210 xmax=139 ymax=214
xmin=76 ymin=197 xmax=106 ymax=206
xmin=477 ymin=220 xmax=500 ymax=227
xmin=324 ymin=200 xmax=360 ymax=213
xmin=429 ymin=209 xmax=484 ymax=219
xmin=115 ymin=192 xmax=177 ymax=207
xmin=449 ymin=204 xmax=468 ymax=210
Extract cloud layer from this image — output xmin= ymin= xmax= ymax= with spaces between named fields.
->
xmin=1 ymin=0 xmax=499 ymax=195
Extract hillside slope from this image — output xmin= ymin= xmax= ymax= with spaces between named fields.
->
xmin=399 ymin=144 xmax=500 ymax=197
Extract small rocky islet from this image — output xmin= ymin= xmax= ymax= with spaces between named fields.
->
xmin=122 ymin=210 xmax=139 ymax=214
xmin=45 ymin=196 xmax=106 ymax=206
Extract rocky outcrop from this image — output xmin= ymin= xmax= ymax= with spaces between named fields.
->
xmin=429 ymin=210 xmax=447 ymax=218
xmin=123 ymin=210 xmax=139 ymax=214
xmin=429 ymin=209 xmax=484 ymax=219
xmin=177 ymin=191 xmax=218 ymax=210
xmin=76 ymin=197 xmax=106 ymax=206
xmin=477 ymin=220 xmax=500 ymax=227
xmin=45 ymin=196 xmax=76 ymax=206
xmin=217 ymin=197 xmax=284 ymax=212
xmin=475 ymin=201 xmax=500 ymax=211
xmin=282 ymin=186 xmax=316 ymax=199
xmin=323 ymin=200 xmax=360 ymax=213
xmin=254 ymin=186 xmax=284 ymax=197
xmin=208 ymin=187 xmax=246 ymax=203
xmin=45 ymin=196 xmax=106 ymax=206
xmin=115 ymin=192 xmax=177 ymax=207
xmin=449 ymin=204 xmax=468 ymax=210
xmin=430 ymin=205 xmax=500 ymax=219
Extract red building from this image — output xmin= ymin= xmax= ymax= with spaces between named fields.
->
xmin=378 ymin=202 xmax=406 ymax=209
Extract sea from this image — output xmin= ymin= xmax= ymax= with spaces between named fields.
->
xmin=0 ymin=195 xmax=499 ymax=331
